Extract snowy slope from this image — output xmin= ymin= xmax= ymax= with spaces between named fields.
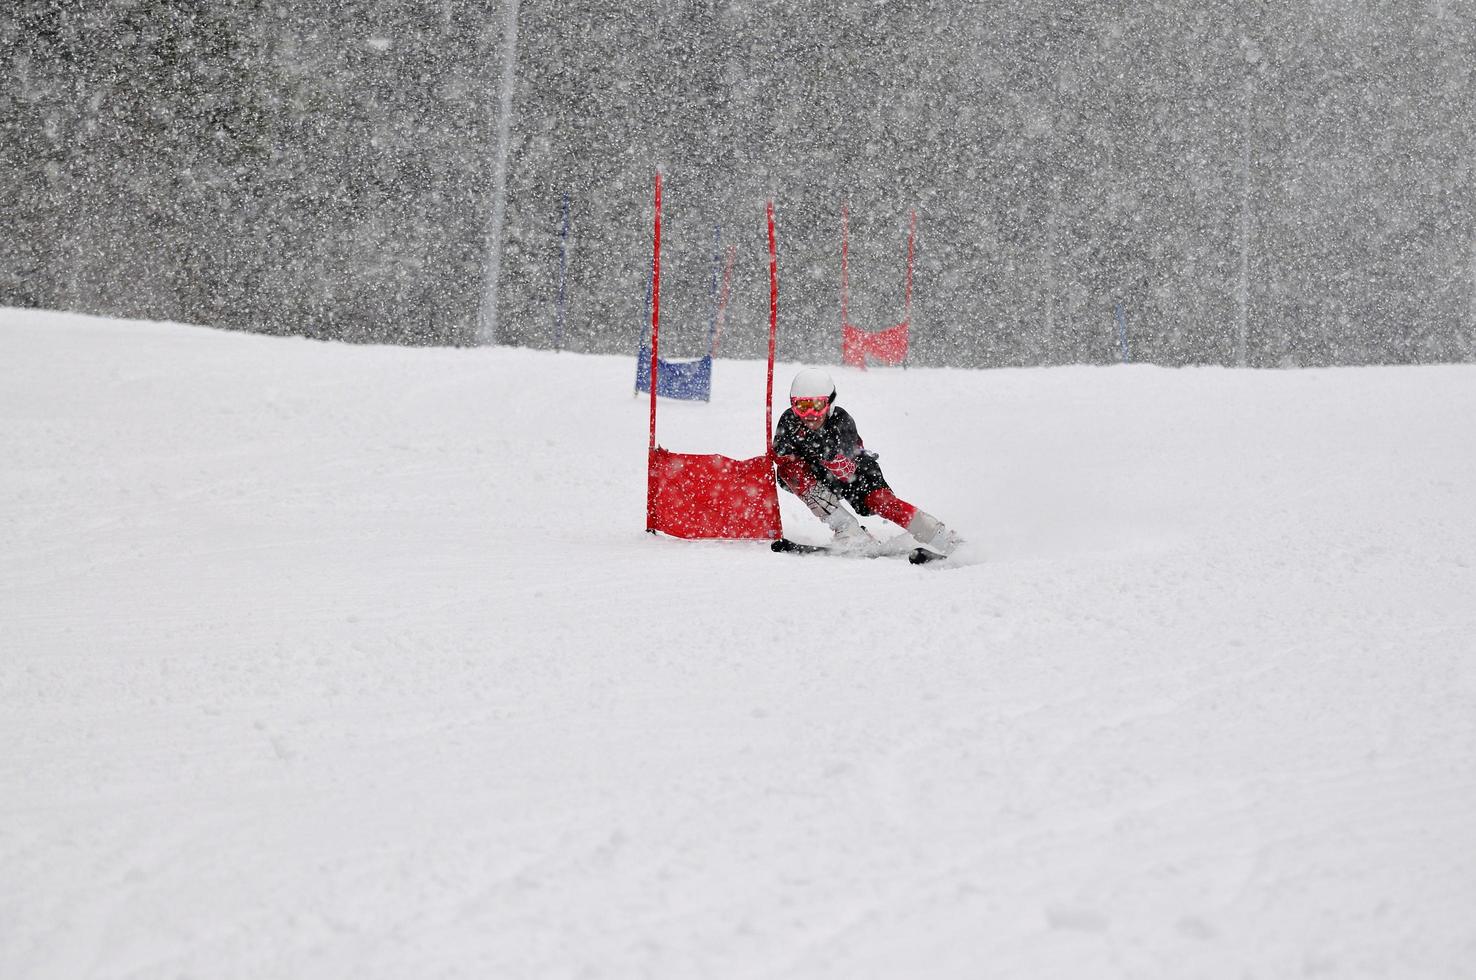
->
xmin=3 ymin=308 xmax=1475 ymax=979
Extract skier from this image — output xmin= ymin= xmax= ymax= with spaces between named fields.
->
xmin=774 ymin=367 xmax=962 ymax=556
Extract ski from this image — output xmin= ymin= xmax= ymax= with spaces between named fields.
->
xmin=770 ymin=538 xmax=834 ymax=555
xmin=771 ymin=537 xmax=948 ymax=565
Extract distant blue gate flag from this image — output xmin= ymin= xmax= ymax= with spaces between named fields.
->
xmin=632 ymin=216 xmax=728 ymax=403
xmin=554 ymin=192 xmax=571 ymax=351
xmin=635 ymin=345 xmax=712 ymax=401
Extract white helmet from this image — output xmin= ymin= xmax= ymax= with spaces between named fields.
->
xmin=789 ymin=367 xmax=836 ymax=402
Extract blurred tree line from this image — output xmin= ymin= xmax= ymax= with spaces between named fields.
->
xmin=3 ymin=0 xmax=1473 ymax=366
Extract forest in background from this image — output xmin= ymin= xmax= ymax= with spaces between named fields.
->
xmin=3 ymin=0 xmax=1474 ymax=367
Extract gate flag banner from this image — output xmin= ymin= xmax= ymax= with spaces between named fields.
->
xmin=646 ymin=448 xmax=779 ymax=539
xmin=646 ymin=180 xmax=781 ymax=541
xmin=635 ymin=346 xmax=712 ymax=401
xmin=632 ymin=226 xmax=733 ymax=402
xmin=840 ymin=206 xmax=916 ymax=369
xmin=843 ymin=321 xmax=910 ymax=368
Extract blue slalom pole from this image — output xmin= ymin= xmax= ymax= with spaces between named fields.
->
xmin=554 ymin=192 xmax=570 ymax=351
xmin=1115 ymin=302 xmax=1131 ymax=363
xmin=706 ymin=223 xmax=721 ymax=355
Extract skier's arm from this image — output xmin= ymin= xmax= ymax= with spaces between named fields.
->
xmin=773 ymin=413 xmax=820 ymax=495
xmin=821 ymin=410 xmax=864 ymax=482
xmin=775 ymin=454 xmax=817 ymax=496
xmin=832 ymin=410 xmax=865 ymax=458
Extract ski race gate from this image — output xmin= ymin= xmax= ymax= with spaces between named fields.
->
xmin=841 ymin=204 xmax=915 ymax=370
xmin=644 ymin=173 xmax=783 ymax=541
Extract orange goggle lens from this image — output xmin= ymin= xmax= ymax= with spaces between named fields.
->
xmin=792 ymin=397 xmax=830 ymax=416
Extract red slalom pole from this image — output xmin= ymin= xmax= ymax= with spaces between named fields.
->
xmin=648 ymin=172 xmax=662 ymax=453
xmin=840 ymin=203 xmax=850 ymax=330
xmin=710 ymin=244 xmax=735 ymax=358
xmin=765 ymin=200 xmax=778 ymax=456
xmin=904 ymin=209 xmax=916 ymax=323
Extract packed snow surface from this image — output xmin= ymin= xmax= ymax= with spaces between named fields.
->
xmin=3 ymin=308 xmax=1475 ymax=979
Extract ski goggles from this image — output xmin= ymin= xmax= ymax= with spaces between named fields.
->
xmin=791 ymin=396 xmax=830 ymax=418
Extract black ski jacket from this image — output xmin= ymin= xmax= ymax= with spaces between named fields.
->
xmin=773 ymin=406 xmax=891 ymax=507
xmin=774 ymin=406 xmax=863 ymax=469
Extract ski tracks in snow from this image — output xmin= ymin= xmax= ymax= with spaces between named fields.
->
xmin=6 ymin=314 xmax=1476 ymax=978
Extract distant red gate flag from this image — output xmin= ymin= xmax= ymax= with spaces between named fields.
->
xmin=645 ymin=179 xmax=781 ymax=540
xmin=840 ymin=206 xmax=916 ymax=369
xmin=843 ymin=321 xmax=910 ymax=368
